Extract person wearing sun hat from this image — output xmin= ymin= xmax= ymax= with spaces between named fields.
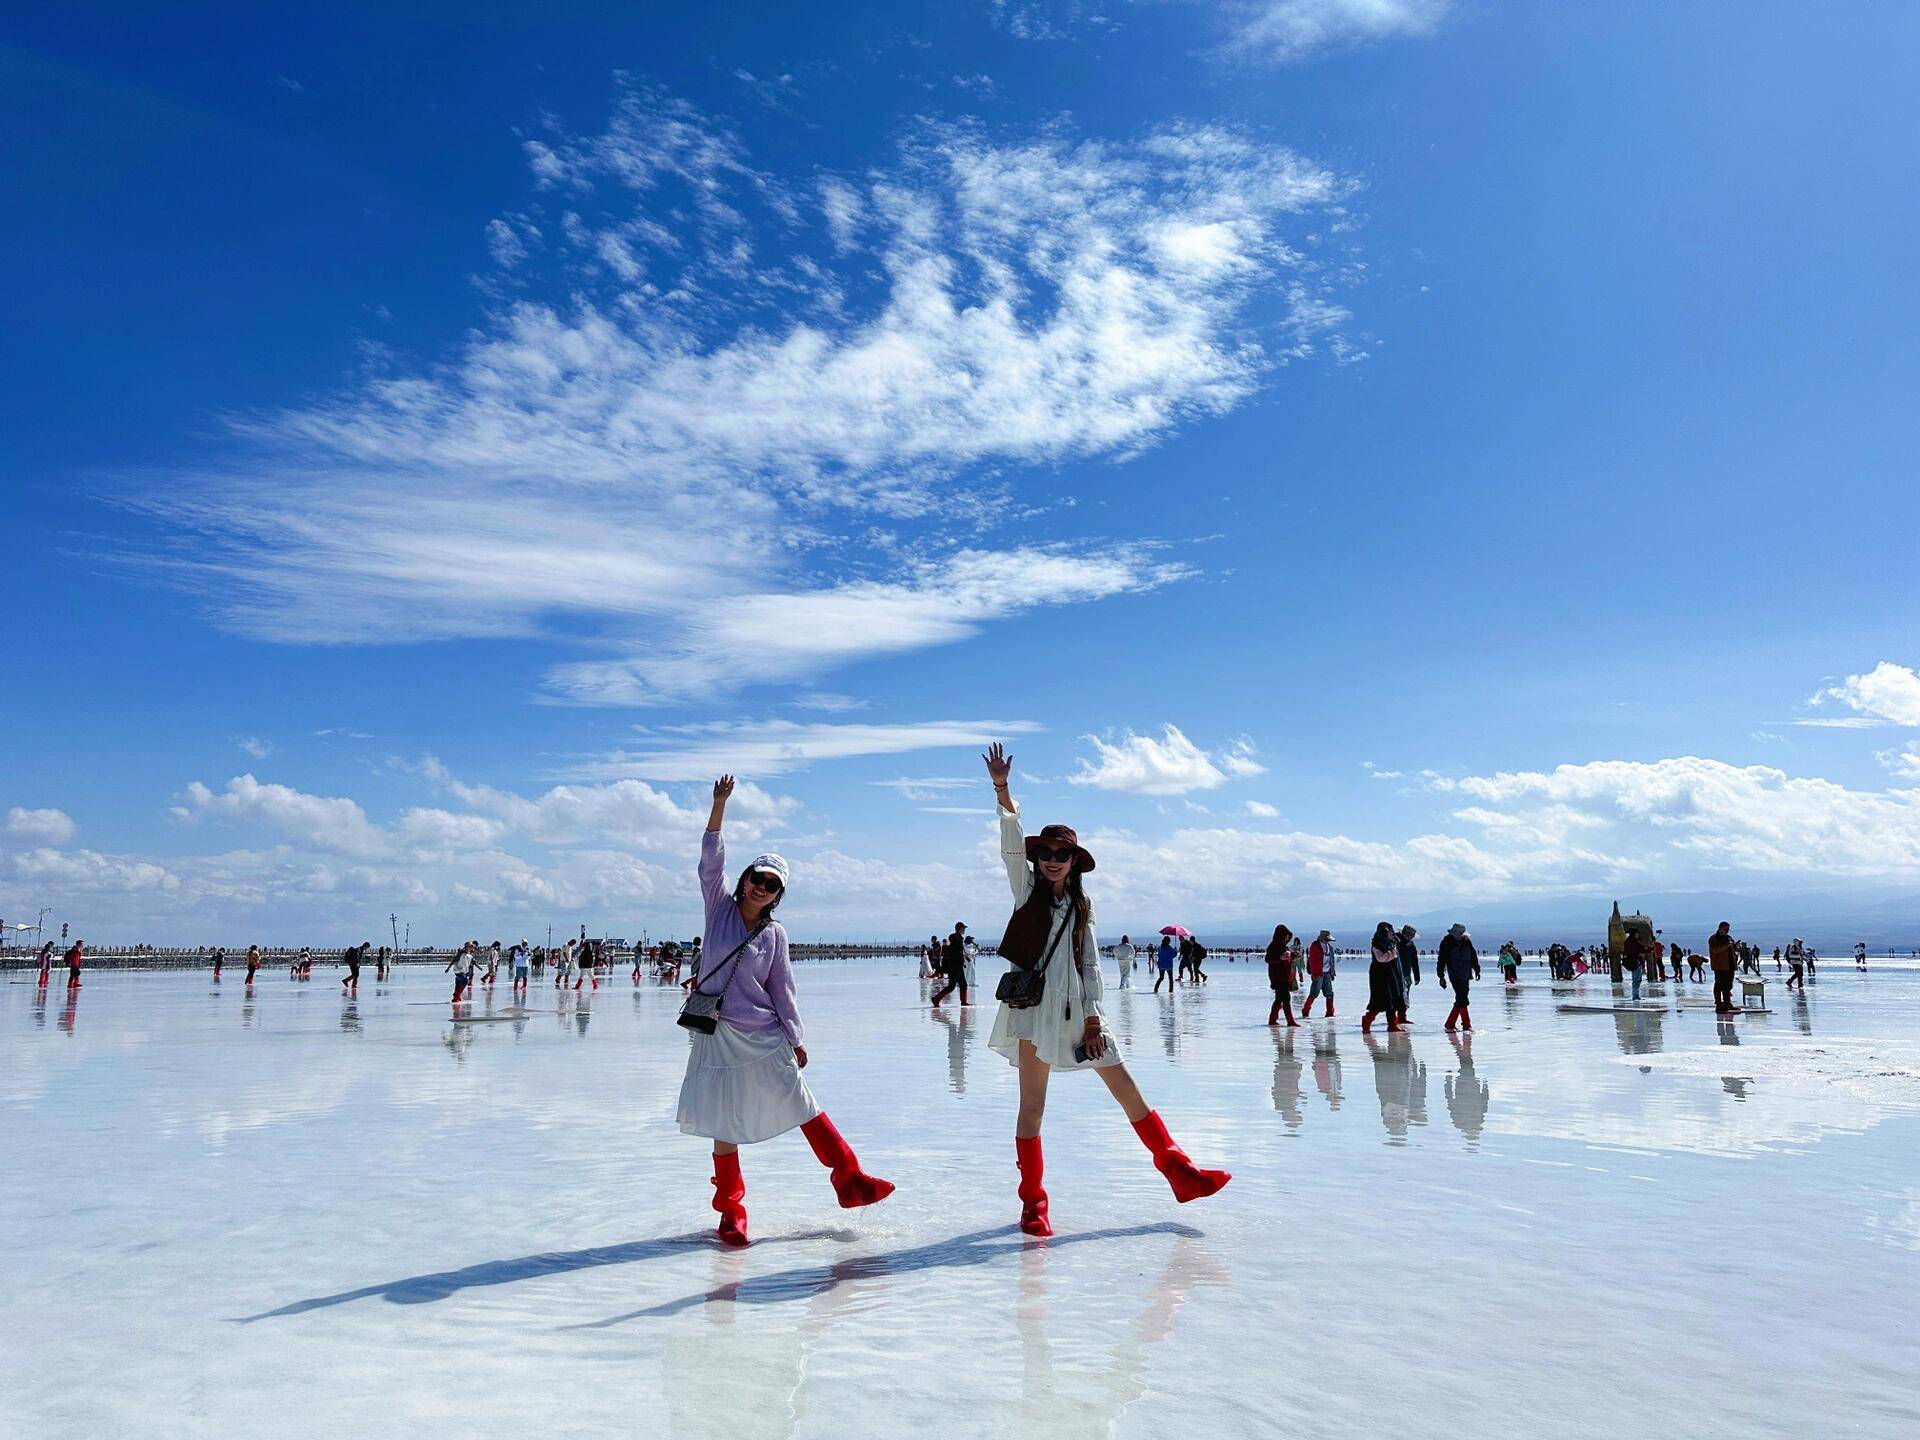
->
xmin=676 ymin=775 xmax=894 ymax=1248
xmin=982 ymin=742 xmax=1231 ymax=1238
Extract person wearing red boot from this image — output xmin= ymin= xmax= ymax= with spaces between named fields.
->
xmin=1265 ymin=923 xmax=1299 ymax=1027
xmin=1301 ymin=930 xmax=1335 ymax=1018
xmin=677 ymin=776 xmax=894 ymax=1248
xmin=982 ymin=743 xmax=1230 ymax=1239
xmin=1362 ymin=923 xmax=1402 ymax=1033
xmin=1436 ymin=923 xmax=1480 ymax=1031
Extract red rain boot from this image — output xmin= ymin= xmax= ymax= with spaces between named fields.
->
xmin=1132 ymin=1111 xmax=1231 ymax=1203
xmin=1443 ymin=1004 xmax=1459 ymax=1031
xmin=711 ymin=1150 xmax=749 ymax=1248
xmin=1325 ymin=999 xmax=1335 ymax=1018
xmin=1016 ymin=1134 xmax=1052 ymax=1237
xmin=1362 ymin=1009 xmax=1376 ymax=1032
xmin=1460 ymin=1009 xmax=1472 ymax=1031
xmin=801 ymin=1114 xmax=896 ymax=1208
xmin=1299 ymin=998 xmax=1315 ymax=1019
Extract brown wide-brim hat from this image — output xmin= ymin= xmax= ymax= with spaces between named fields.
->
xmin=1026 ymin=823 xmax=1095 ymax=873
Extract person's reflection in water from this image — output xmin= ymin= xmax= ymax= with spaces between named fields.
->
xmin=241 ymin=994 xmax=256 ymax=1029
xmin=443 ymin=1021 xmax=476 ymax=1062
xmin=33 ymin=990 xmax=48 ymax=1029
xmin=932 ymin=1002 xmax=974 ymax=1095
xmin=1791 ymin=986 xmax=1813 ymax=1036
xmin=1612 ymin=1007 xmax=1665 ymax=1057
xmin=1311 ymin=1025 xmax=1343 ymax=1112
xmin=1716 ymin=1017 xmax=1741 ymax=1046
xmin=1721 ymin=1075 xmax=1752 ymax=1100
xmin=339 ymin=997 xmax=362 ymax=1035
xmin=1442 ymin=1031 xmax=1488 ymax=1147
xmin=1270 ymin=1027 xmax=1305 ymax=1133
xmin=1013 ymin=1232 xmax=1228 ymax=1439
xmin=1158 ymin=992 xmax=1180 ymax=1060
xmin=1361 ymin=1031 xmax=1425 ymax=1144
xmin=574 ymin=987 xmax=592 ymax=1037
xmin=666 ymin=1233 xmax=868 ymax=1440
xmin=57 ymin=989 xmax=79 ymax=1036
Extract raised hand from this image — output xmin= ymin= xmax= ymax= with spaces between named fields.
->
xmin=713 ymin=775 xmax=736 ymax=802
xmin=983 ymin=742 xmax=1012 ymax=788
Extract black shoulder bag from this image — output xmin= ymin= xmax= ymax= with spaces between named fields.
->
xmin=995 ymin=900 xmax=1075 ymax=1009
xmin=677 ymin=923 xmax=768 ymax=1034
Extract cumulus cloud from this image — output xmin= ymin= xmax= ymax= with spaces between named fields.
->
xmin=236 ymin=736 xmax=274 ymax=760
xmin=1071 ymin=725 xmax=1266 ymax=794
xmin=1878 ymin=747 xmax=1920 ymax=781
xmin=1225 ymin=0 xmax=1450 ymax=61
xmin=136 ymin=83 xmax=1358 ymax=704
xmin=1245 ymin=800 xmax=1280 ymax=818
xmin=1815 ymin=662 xmax=1920 ymax=727
xmin=5 ymin=807 xmax=77 ymax=845
xmin=176 ymin=775 xmax=390 ymax=859
xmin=1435 ymin=757 xmax=1920 ymax=879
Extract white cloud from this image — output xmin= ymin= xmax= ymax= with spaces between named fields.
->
xmin=547 ymin=547 xmax=1183 ymax=703
xmin=176 ymin=775 xmax=390 ymax=858
xmin=1226 ymin=0 xmax=1449 ymax=61
xmin=1816 ymin=662 xmax=1920 ymax=727
xmin=1436 ymin=757 xmax=1920 ymax=879
xmin=791 ymin=693 xmax=868 ymax=713
xmin=5 ymin=807 xmax=77 ymax=845
xmin=1878 ymin=747 xmax=1920 ymax=781
xmin=1245 ymin=800 xmax=1280 ymax=818
xmin=236 ymin=735 xmax=273 ymax=760
xmin=1071 ymin=725 xmax=1266 ymax=795
xmin=139 ymin=85 xmax=1357 ymax=704
xmin=562 ymin=718 xmax=1044 ymax=782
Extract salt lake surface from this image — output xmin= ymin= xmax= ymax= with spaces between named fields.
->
xmin=4 ymin=959 xmax=1917 ymax=1439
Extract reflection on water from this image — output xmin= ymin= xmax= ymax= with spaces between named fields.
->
xmin=339 ymin=998 xmax=361 ymax=1035
xmin=1361 ymin=1031 xmax=1426 ymax=1144
xmin=1013 ymin=1234 xmax=1229 ymax=1440
xmin=931 ymin=1005 xmax=975 ymax=1094
xmin=1270 ymin=1028 xmax=1304 ymax=1132
xmin=1612 ymin=1007 xmax=1665 ymax=1057
xmin=1442 ymin=1031 xmax=1489 ymax=1146
xmin=1311 ymin=1025 xmax=1343 ymax=1111
xmin=1157 ymin=994 xmax=1179 ymax=1059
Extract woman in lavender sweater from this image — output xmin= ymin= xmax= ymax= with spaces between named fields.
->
xmin=676 ymin=775 xmax=895 ymax=1247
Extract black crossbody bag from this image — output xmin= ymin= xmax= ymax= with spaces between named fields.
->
xmin=995 ymin=901 xmax=1075 ymax=1009
xmin=676 ymin=922 xmax=768 ymax=1034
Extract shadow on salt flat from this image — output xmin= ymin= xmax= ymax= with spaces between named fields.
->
xmin=577 ymin=1221 xmax=1205 ymax=1326
xmin=238 ymin=1227 xmax=859 ymax=1320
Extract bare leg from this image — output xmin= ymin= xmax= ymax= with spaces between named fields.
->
xmin=1016 ymin=1039 xmax=1051 ymax=1139
xmin=714 ymin=1140 xmax=739 ymax=1156
xmin=1093 ymin=1059 xmax=1150 ymax=1124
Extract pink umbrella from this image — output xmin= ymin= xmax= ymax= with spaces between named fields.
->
xmin=1160 ymin=925 xmax=1193 ymax=938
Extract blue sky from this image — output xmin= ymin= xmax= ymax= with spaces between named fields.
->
xmin=6 ymin=1 xmax=1920 ymax=944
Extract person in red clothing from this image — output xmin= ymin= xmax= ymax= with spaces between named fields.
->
xmin=1266 ymin=923 xmax=1299 ymax=1027
xmin=37 ymin=941 xmax=55 ymax=986
xmin=1301 ymin=929 xmax=1336 ymax=1018
xmin=64 ymin=939 xmax=84 ymax=988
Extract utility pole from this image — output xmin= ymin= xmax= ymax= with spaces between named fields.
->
xmin=389 ymin=912 xmax=400 ymax=954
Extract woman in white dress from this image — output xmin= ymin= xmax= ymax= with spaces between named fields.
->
xmin=677 ymin=776 xmax=895 ymax=1247
xmin=982 ymin=744 xmax=1231 ymax=1237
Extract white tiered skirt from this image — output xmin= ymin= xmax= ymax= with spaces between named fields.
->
xmin=676 ymin=1020 xmax=821 ymax=1144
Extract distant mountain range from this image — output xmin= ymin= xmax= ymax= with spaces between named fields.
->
xmin=1116 ymin=889 xmax=1920 ymax=952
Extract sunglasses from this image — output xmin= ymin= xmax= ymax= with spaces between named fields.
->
xmin=745 ymin=870 xmax=784 ymax=894
xmin=1033 ymin=845 xmax=1078 ymax=864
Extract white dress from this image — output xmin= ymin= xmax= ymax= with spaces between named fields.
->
xmin=987 ymin=803 xmax=1121 ymax=1073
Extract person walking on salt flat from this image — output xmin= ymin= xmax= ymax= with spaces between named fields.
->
xmin=1361 ymin=923 xmax=1403 ymax=1033
xmin=981 ymin=742 xmax=1230 ymax=1238
xmin=1437 ymin=923 xmax=1481 ymax=1031
xmin=1301 ymin=930 xmax=1336 ymax=1018
xmin=1114 ymin=934 xmax=1135 ymax=990
xmin=1266 ymin=923 xmax=1299 ymax=1028
xmin=678 ymin=775 xmax=893 ymax=1248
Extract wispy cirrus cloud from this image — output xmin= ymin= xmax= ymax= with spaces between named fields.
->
xmin=134 ymin=82 xmax=1359 ymax=705
xmin=560 ymin=718 xmax=1044 ymax=782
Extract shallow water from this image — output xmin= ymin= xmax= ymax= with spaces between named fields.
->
xmin=3 ymin=960 xmax=1916 ymax=1438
